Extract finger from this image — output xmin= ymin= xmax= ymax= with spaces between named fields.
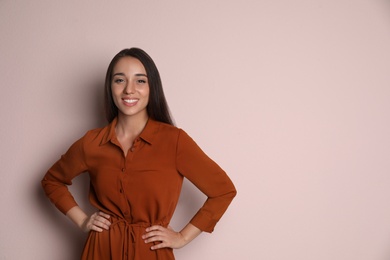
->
xmin=95 ymin=215 xmax=112 ymax=226
xmin=98 ymin=211 xmax=111 ymax=219
xmin=86 ymin=219 xmax=104 ymax=232
xmin=144 ymin=234 xmax=166 ymax=244
xmin=90 ymin=212 xmax=99 ymax=219
xmin=142 ymin=230 xmax=165 ymax=240
xmin=143 ymin=226 xmax=169 ymax=239
xmin=88 ymin=213 xmax=110 ymax=230
xmin=92 ymin=218 xmax=110 ymax=230
xmin=90 ymin=224 xmax=103 ymax=232
xmin=151 ymin=241 xmax=168 ymax=250
xmin=145 ymin=225 xmax=165 ymax=232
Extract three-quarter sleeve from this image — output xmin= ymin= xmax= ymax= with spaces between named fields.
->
xmin=41 ymin=136 xmax=88 ymax=214
xmin=176 ymin=130 xmax=237 ymax=233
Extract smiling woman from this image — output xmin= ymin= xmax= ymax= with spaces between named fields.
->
xmin=41 ymin=48 xmax=237 ymax=260
xmin=110 ymin=56 xmax=151 ymax=154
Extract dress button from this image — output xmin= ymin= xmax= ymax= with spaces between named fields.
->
xmin=130 ymin=147 xmax=135 ymax=152
xmin=121 ymin=168 xmax=125 ymax=172
xmin=119 ymin=189 xmax=123 ymax=193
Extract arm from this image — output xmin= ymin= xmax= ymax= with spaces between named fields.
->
xmin=179 ymin=223 xmax=202 ymax=245
xmin=41 ymin=137 xmax=87 ymax=214
xmin=42 ymin=133 xmax=110 ymax=232
xmin=143 ymin=129 xmax=236 ymax=250
xmin=176 ymin=130 xmax=237 ymax=233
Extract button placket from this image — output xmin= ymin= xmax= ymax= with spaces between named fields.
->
xmin=130 ymin=138 xmax=140 ymax=152
xmin=119 ymin=176 xmax=131 ymax=217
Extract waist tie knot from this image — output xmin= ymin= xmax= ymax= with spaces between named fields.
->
xmin=109 ymin=216 xmax=168 ymax=260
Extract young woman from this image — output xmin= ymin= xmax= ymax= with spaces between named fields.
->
xmin=41 ymin=48 xmax=236 ymax=260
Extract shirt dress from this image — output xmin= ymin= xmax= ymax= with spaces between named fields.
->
xmin=41 ymin=118 xmax=237 ymax=260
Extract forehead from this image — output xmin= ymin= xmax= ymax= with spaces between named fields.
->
xmin=113 ymin=56 xmax=146 ymax=74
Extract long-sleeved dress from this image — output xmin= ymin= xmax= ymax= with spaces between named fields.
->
xmin=42 ymin=118 xmax=237 ymax=260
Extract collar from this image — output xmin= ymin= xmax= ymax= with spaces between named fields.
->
xmin=100 ymin=117 xmax=159 ymax=146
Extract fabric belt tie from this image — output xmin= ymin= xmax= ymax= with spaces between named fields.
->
xmin=109 ymin=216 xmax=168 ymax=260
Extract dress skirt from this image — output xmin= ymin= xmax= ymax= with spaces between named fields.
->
xmin=81 ymin=215 xmax=174 ymax=260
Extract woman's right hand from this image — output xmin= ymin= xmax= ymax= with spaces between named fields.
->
xmin=81 ymin=211 xmax=111 ymax=232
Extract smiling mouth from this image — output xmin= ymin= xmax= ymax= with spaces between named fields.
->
xmin=123 ymin=98 xmax=138 ymax=104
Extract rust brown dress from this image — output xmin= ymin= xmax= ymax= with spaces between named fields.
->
xmin=42 ymin=118 xmax=236 ymax=260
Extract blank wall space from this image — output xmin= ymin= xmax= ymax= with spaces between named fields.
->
xmin=1 ymin=1 xmax=390 ymax=259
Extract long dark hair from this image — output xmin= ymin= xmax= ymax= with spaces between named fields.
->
xmin=104 ymin=48 xmax=174 ymax=125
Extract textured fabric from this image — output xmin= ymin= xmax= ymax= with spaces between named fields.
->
xmin=42 ymin=118 xmax=236 ymax=259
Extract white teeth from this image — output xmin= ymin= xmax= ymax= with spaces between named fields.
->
xmin=123 ymin=99 xmax=137 ymax=104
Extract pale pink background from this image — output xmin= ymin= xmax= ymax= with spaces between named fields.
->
xmin=1 ymin=1 xmax=390 ymax=259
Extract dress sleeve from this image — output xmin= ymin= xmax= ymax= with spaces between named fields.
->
xmin=41 ymin=135 xmax=88 ymax=214
xmin=176 ymin=129 xmax=237 ymax=233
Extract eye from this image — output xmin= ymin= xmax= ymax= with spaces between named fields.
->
xmin=113 ymin=78 xmax=125 ymax=83
xmin=137 ymin=79 xmax=147 ymax=84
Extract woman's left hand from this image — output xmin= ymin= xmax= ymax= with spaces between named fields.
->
xmin=142 ymin=225 xmax=187 ymax=250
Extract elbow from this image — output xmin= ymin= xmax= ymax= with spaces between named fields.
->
xmin=230 ymin=179 xmax=237 ymax=198
xmin=224 ymin=183 xmax=237 ymax=201
xmin=230 ymin=186 xmax=237 ymax=200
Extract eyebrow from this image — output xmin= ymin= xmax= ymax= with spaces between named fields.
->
xmin=112 ymin=72 xmax=148 ymax=77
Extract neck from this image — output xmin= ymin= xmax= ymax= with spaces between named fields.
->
xmin=115 ymin=112 xmax=149 ymax=138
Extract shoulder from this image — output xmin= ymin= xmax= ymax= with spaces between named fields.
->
xmin=154 ymin=121 xmax=197 ymax=146
xmin=79 ymin=123 xmax=112 ymax=145
xmin=155 ymin=120 xmax=180 ymax=133
xmin=147 ymin=120 xmax=190 ymax=143
xmin=153 ymin=120 xmax=192 ymax=138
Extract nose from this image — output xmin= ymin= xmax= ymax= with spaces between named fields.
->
xmin=124 ymin=82 xmax=135 ymax=94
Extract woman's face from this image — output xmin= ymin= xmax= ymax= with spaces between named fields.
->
xmin=111 ymin=56 xmax=150 ymax=120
